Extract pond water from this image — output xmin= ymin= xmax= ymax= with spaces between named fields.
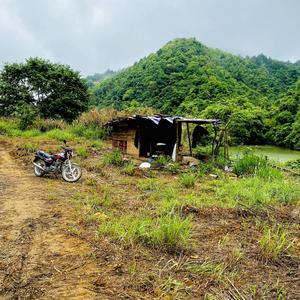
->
xmin=230 ymin=145 xmax=300 ymax=163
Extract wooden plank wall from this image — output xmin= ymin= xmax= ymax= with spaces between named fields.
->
xmin=111 ymin=129 xmax=139 ymax=156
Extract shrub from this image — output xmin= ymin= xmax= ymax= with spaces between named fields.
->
xmin=180 ymin=173 xmax=196 ymax=188
xmin=102 ymin=149 xmax=123 ymax=166
xmin=259 ymin=225 xmax=295 ymax=261
xmin=15 ymin=103 xmax=37 ymax=130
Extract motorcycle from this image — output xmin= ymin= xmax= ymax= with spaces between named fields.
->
xmin=33 ymin=140 xmax=82 ymax=182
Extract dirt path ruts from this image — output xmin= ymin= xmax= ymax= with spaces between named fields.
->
xmin=0 ymin=143 xmax=99 ymax=299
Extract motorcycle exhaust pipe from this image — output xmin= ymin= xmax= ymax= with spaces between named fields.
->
xmin=33 ymin=162 xmax=46 ymax=172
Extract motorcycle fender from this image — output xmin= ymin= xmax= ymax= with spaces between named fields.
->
xmin=33 ymin=156 xmax=43 ymax=162
xmin=61 ymin=162 xmax=79 ymax=170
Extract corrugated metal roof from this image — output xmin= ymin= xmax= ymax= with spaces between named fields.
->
xmin=106 ymin=115 xmax=221 ymax=126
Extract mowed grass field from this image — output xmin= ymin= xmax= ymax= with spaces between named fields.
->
xmin=0 ymin=117 xmax=300 ymax=299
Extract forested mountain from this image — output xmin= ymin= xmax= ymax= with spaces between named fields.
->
xmin=85 ymin=69 xmax=116 ymax=87
xmin=91 ymin=38 xmax=300 ymax=148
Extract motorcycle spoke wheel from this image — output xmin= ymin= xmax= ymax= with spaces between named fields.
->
xmin=62 ymin=164 xmax=82 ymax=182
xmin=33 ymin=159 xmax=46 ymax=177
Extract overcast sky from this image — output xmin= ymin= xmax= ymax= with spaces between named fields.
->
xmin=0 ymin=0 xmax=299 ymax=76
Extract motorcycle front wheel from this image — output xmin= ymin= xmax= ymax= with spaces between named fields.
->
xmin=61 ymin=163 xmax=82 ymax=183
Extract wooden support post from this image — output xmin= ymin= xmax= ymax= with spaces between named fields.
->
xmin=186 ymin=122 xmax=192 ymax=156
xmin=175 ymin=121 xmax=179 ymax=161
xmin=211 ymin=125 xmax=217 ymax=161
xmin=224 ymin=128 xmax=229 ymax=160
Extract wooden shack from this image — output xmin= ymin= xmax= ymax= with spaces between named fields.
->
xmin=106 ymin=115 xmax=222 ymax=161
xmin=109 ymin=117 xmax=139 ymax=156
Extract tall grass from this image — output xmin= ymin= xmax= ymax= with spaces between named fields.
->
xmin=0 ymin=118 xmax=19 ymax=135
xmin=45 ymin=129 xmax=75 ymax=141
xmin=102 ymin=149 xmax=124 ymax=166
xmin=98 ymin=214 xmax=193 ymax=251
xmin=259 ymin=225 xmax=295 ymax=261
xmin=70 ymin=124 xmax=107 ymax=140
xmin=121 ymin=161 xmax=135 ymax=175
xmin=74 ymin=108 xmax=118 ymax=128
xmin=32 ymin=118 xmax=67 ymax=132
xmin=76 ymin=145 xmax=89 ymax=158
xmin=215 ymin=177 xmax=299 ymax=207
xmin=22 ymin=142 xmax=38 ymax=153
xmin=234 ymin=151 xmax=268 ymax=176
xmin=0 ymin=116 xmax=107 ymax=142
xmin=180 ymin=173 xmax=197 ymax=188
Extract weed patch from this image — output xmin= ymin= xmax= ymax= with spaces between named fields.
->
xmin=180 ymin=173 xmax=196 ymax=188
xmin=259 ymin=225 xmax=295 ymax=261
xmin=185 ymin=260 xmax=227 ymax=281
xmin=76 ymin=145 xmax=89 ymax=158
xmin=121 ymin=161 xmax=135 ymax=175
xmin=22 ymin=143 xmax=38 ymax=153
xmin=215 ymin=177 xmax=299 ymax=207
xmin=45 ymin=129 xmax=75 ymax=141
xmin=98 ymin=214 xmax=193 ymax=251
xmin=102 ymin=149 xmax=123 ymax=166
xmin=234 ymin=152 xmax=268 ymax=176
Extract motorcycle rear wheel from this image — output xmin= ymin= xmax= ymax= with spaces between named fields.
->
xmin=33 ymin=159 xmax=46 ymax=177
xmin=62 ymin=163 xmax=82 ymax=183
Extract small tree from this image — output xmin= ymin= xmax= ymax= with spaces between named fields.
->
xmin=0 ymin=58 xmax=89 ymax=122
xmin=15 ymin=103 xmax=37 ymax=130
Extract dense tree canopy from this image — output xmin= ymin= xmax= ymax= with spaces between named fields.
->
xmin=85 ymin=69 xmax=116 ymax=88
xmin=0 ymin=58 xmax=89 ymax=122
xmin=91 ymin=38 xmax=300 ymax=147
xmin=267 ymin=81 xmax=300 ymax=149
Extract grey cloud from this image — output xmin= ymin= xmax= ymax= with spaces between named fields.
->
xmin=0 ymin=0 xmax=299 ymax=76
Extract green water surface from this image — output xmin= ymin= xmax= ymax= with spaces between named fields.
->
xmin=230 ymin=145 xmax=300 ymax=163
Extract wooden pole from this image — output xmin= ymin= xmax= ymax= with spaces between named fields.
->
xmin=186 ymin=122 xmax=192 ymax=156
xmin=175 ymin=121 xmax=179 ymax=161
xmin=224 ymin=128 xmax=229 ymax=160
xmin=211 ymin=125 xmax=217 ymax=161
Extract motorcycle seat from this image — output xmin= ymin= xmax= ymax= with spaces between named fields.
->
xmin=37 ymin=150 xmax=52 ymax=159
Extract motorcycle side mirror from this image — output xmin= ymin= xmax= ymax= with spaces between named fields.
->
xmin=63 ymin=140 xmax=67 ymax=145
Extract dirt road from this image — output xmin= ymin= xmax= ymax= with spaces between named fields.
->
xmin=0 ymin=143 xmax=99 ymax=299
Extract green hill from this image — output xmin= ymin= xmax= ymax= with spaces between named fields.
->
xmin=91 ymin=38 xmax=300 ymax=147
xmin=85 ymin=69 xmax=117 ymax=87
xmin=92 ymin=38 xmax=300 ymax=111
